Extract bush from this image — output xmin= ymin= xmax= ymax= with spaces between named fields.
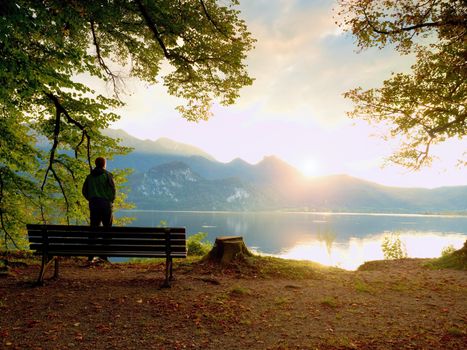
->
xmin=381 ymin=232 xmax=408 ymax=260
xmin=426 ymin=240 xmax=467 ymax=271
xmin=187 ymin=232 xmax=212 ymax=256
xmin=441 ymin=245 xmax=456 ymax=257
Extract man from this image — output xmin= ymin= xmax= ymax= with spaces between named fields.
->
xmin=82 ymin=157 xmax=116 ymax=263
xmin=82 ymin=157 xmax=116 ymax=227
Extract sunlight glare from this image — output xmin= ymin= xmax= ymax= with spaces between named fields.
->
xmin=300 ymin=158 xmax=321 ymax=177
xmin=278 ymin=232 xmax=466 ymax=270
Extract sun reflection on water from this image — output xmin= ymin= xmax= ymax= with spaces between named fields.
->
xmin=277 ymin=232 xmax=466 ymax=270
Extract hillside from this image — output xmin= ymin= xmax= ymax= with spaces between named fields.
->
xmin=105 ymin=129 xmax=467 ymax=213
xmin=102 ymin=129 xmax=216 ymax=161
xmin=129 ymin=161 xmax=274 ymax=210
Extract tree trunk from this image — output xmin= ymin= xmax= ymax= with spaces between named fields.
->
xmin=203 ymin=236 xmax=253 ymax=264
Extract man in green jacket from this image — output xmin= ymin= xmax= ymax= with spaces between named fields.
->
xmin=82 ymin=157 xmax=116 ymax=227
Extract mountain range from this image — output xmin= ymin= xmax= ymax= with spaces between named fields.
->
xmin=104 ymin=129 xmax=467 ymax=213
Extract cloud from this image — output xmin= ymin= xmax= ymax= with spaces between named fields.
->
xmin=114 ymin=0 xmax=414 ymax=129
xmin=108 ymin=0 xmax=465 ymax=188
xmin=236 ymin=0 xmax=415 ymax=126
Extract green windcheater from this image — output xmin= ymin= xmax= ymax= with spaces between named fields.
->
xmin=82 ymin=167 xmax=116 ymax=202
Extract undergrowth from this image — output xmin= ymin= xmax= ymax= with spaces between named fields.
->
xmin=191 ymin=254 xmax=338 ymax=280
xmin=425 ymin=241 xmax=467 ymax=271
xmin=425 ymin=251 xmax=467 ymax=271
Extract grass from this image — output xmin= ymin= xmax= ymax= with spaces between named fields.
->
xmin=229 ymin=285 xmax=252 ymax=297
xmin=178 ymin=254 xmax=339 ymax=281
xmin=248 ymin=255 xmax=337 ymax=279
xmin=424 ymin=247 xmax=467 ymax=271
xmin=447 ymin=327 xmax=466 ymax=337
xmin=6 ymin=252 xmax=335 ymax=282
xmin=274 ymin=296 xmax=291 ymax=306
xmin=354 ymin=279 xmax=374 ymax=294
xmin=324 ymin=336 xmax=358 ymax=349
xmin=320 ymin=296 xmax=338 ymax=308
xmin=390 ymin=281 xmax=409 ymax=292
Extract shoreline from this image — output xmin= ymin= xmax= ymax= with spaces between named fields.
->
xmin=118 ymin=209 xmax=467 ymax=218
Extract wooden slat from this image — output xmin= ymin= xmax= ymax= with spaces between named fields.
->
xmin=28 ymin=237 xmax=186 ymax=245
xmin=28 ymin=233 xmax=186 ymax=241
xmin=30 ymin=243 xmax=186 ymax=252
xmin=26 ymin=224 xmax=185 ymax=234
xmin=30 ymin=251 xmax=186 ymax=258
xmin=29 ymin=243 xmax=186 ymax=251
xmin=27 ymin=231 xmax=187 ymax=239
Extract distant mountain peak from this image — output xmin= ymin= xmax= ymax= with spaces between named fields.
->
xmin=257 ymin=155 xmax=300 ymax=174
xmin=102 ymin=128 xmax=216 ymax=160
xmin=259 ymin=155 xmax=281 ymax=162
xmin=228 ymin=158 xmax=251 ymax=166
xmin=155 ymin=137 xmax=186 ymax=149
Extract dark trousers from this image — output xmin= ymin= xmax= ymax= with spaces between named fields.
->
xmin=89 ymin=197 xmax=113 ymax=227
xmin=89 ymin=198 xmax=113 ymax=261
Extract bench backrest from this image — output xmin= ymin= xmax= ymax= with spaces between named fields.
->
xmin=27 ymin=224 xmax=186 ymax=258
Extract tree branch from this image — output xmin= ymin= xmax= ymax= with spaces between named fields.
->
xmin=135 ymin=0 xmax=172 ymax=59
xmin=361 ymin=2 xmax=466 ymax=36
xmin=90 ymin=19 xmax=122 ymax=99
xmin=50 ymin=167 xmax=70 ymax=225
xmin=53 ymin=159 xmax=77 ymax=183
xmin=415 ymin=137 xmax=434 ymax=169
xmin=41 ymin=95 xmax=61 ymax=192
xmin=0 ymin=170 xmax=20 ymax=250
xmin=45 ymin=92 xmax=92 ymax=171
xmin=427 ymin=114 xmax=466 ymax=138
xmin=199 ymin=0 xmax=228 ymax=37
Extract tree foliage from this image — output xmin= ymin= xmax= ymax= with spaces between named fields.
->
xmin=337 ymin=0 xmax=466 ymax=169
xmin=381 ymin=232 xmax=408 ymax=260
xmin=0 ymin=0 xmax=254 ymax=249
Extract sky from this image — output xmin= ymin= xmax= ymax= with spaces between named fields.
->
xmin=110 ymin=0 xmax=466 ymax=188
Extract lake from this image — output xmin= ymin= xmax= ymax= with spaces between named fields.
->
xmin=117 ymin=210 xmax=467 ymax=270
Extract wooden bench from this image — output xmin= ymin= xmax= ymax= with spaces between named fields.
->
xmin=26 ymin=224 xmax=186 ymax=287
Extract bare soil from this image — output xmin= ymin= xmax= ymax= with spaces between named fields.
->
xmin=0 ymin=257 xmax=466 ymax=349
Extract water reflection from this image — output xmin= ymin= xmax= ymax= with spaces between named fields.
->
xmin=278 ymin=232 xmax=466 ymax=270
xmin=118 ymin=210 xmax=467 ymax=270
xmin=317 ymin=228 xmax=336 ymax=255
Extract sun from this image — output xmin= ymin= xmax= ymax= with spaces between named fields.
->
xmin=299 ymin=158 xmax=321 ymax=177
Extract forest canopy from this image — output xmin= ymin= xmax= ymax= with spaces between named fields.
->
xmin=0 ymin=0 xmax=254 ymax=249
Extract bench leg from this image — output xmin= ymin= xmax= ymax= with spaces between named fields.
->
xmin=36 ymin=254 xmax=47 ymax=286
xmin=169 ymin=257 xmax=174 ymax=280
xmin=53 ymin=257 xmax=60 ymax=279
xmin=161 ymin=257 xmax=172 ymax=288
xmin=36 ymin=255 xmax=56 ymax=286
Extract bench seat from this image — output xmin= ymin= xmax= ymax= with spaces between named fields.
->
xmin=27 ymin=224 xmax=187 ymax=287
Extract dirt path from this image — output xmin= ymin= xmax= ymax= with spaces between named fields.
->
xmin=1 ymin=258 xmax=466 ymax=349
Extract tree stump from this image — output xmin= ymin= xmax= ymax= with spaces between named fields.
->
xmin=203 ymin=236 xmax=253 ymax=264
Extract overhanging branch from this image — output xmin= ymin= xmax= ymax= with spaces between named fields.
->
xmin=90 ymin=19 xmax=122 ymax=99
xmin=45 ymin=93 xmax=92 ymax=171
xmin=361 ymin=2 xmax=466 ymax=36
xmin=199 ymin=0 xmax=228 ymax=37
xmin=135 ymin=0 xmax=171 ymax=59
